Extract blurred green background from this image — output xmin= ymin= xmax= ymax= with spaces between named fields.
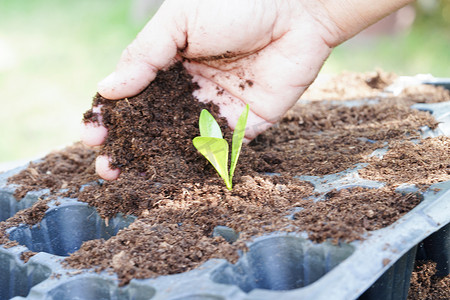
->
xmin=0 ymin=0 xmax=449 ymax=164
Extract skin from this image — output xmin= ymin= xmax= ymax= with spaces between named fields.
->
xmin=81 ymin=0 xmax=413 ymax=180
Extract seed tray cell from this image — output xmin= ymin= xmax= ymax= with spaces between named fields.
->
xmin=2 ymin=170 xmax=448 ymax=299
xmin=0 ymin=249 xmax=51 ymax=300
xmin=0 ymin=81 xmax=449 ymax=300
xmin=359 ymin=246 xmax=417 ymax=300
xmin=211 ymin=236 xmax=355 ymax=292
xmin=0 ymin=166 xmax=48 ymax=223
xmin=7 ymin=199 xmax=136 ymax=257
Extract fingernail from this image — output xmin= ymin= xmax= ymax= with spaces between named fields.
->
xmin=98 ymin=72 xmax=117 ymax=90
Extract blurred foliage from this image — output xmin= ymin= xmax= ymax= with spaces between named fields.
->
xmin=0 ymin=0 xmax=147 ymax=163
xmin=415 ymin=0 xmax=450 ymax=25
xmin=323 ymin=2 xmax=450 ymax=76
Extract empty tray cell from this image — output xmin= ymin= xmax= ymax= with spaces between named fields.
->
xmin=0 ymin=249 xmax=51 ymax=299
xmin=211 ymin=235 xmax=354 ymax=292
xmin=8 ymin=201 xmax=136 ymax=256
xmin=43 ymin=277 xmax=156 ymax=300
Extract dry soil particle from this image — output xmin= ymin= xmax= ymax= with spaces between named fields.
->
xmin=250 ymin=97 xmax=438 ymax=176
xmin=302 ymin=70 xmax=450 ymax=103
xmin=7 ymin=143 xmax=98 ymax=199
xmin=401 ymin=84 xmax=450 ymax=103
xmin=4 ymin=64 xmax=449 ymax=287
xmin=20 ymin=251 xmax=38 ymax=263
xmin=359 ymin=136 xmax=450 ymax=189
xmin=301 ymin=70 xmax=397 ymax=101
xmin=408 ymin=260 xmax=450 ymax=300
xmin=65 ymin=183 xmax=421 ymax=285
xmin=0 ymin=199 xmax=50 ymax=247
xmin=66 ymin=175 xmax=315 ymax=285
xmin=292 ymin=187 xmax=422 ymax=243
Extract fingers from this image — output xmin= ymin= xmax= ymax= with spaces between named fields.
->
xmin=81 ymin=126 xmax=120 ymax=180
xmin=95 ymin=155 xmax=120 ymax=181
xmin=81 ymin=106 xmax=108 ymax=146
xmin=90 ymin=2 xmax=189 ymax=179
xmin=80 ymin=122 xmax=108 ymax=147
xmin=183 ymin=22 xmax=332 ymax=135
xmin=98 ymin=1 xmax=187 ymax=100
xmin=80 ymin=106 xmax=118 ymax=180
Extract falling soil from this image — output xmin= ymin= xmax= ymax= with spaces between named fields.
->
xmin=3 ymin=63 xmax=450 ymax=286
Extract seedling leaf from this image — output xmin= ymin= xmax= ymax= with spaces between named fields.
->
xmin=199 ymin=109 xmax=223 ymax=139
xmin=193 ymin=136 xmax=231 ymax=189
xmin=229 ymin=104 xmax=249 ymax=180
xmin=193 ymin=105 xmax=249 ymax=190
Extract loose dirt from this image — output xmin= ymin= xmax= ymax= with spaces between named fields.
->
xmin=3 ymin=63 xmax=450 ymax=286
xmin=408 ymin=260 xmax=450 ymax=300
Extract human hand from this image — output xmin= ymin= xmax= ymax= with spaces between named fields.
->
xmin=81 ymin=0 xmax=412 ymax=180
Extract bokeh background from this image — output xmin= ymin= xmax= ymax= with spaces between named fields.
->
xmin=1 ymin=0 xmax=449 ymax=166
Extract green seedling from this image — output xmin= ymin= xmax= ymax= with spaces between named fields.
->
xmin=193 ymin=104 xmax=249 ymax=190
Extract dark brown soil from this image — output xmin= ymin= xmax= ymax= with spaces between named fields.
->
xmin=408 ymin=260 xmax=450 ymax=300
xmin=0 ymin=198 xmax=50 ymax=247
xmin=8 ymin=143 xmax=98 ymax=199
xmin=302 ymin=70 xmax=398 ymax=101
xmin=359 ymin=136 xmax=450 ymax=189
xmin=20 ymin=251 xmax=38 ymax=263
xmin=3 ymin=64 xmax=450 ymax=287
xmin=0 ymin=143 xmax=98 ymax=247
xmin=302 ymin=70 xmax=450 ymax=103
xmin=292 ymin=187 xmax=422 ymax=243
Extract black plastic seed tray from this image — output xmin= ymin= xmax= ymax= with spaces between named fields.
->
xmin=1 ymin=81 xmax=449 ymax=300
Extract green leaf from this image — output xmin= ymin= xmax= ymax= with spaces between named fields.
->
xmin=193 ymin=136 xmax=232 ymax=190
xmin=199 ymin=109 xmax=223 ymax=139
xmin=229 ymin=104 xmax=249 ymax=181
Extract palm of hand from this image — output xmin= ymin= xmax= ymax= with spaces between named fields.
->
xmin=85 ymin=0 xmax=335 ymax=179
xmin=181 ymin=5 xmax=332 ymax=138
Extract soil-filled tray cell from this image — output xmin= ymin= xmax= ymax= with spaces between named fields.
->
xmin=416 ymin=223 xmax=449 ymax=277
xmin=0 ymin=248 xmax=51 ymax=299
xmin=0 ymin=165 xmax=50 ymax=222
xmin=358 ymin=245 xmax=417 ymax=300
xmin=0 ymin=190 xmax=47 ymax=223
xmin=412 ymin=101 xmax=450 ymax=137
xmin=7 ymin=201 xmax=135 ymax=256
xmin=211 ymin=235 xmax=354 ymax=292
xmin=424 ymin=78 xmax=450 ymax=91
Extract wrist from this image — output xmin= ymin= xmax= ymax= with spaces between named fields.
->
xmin=302 ymin=0 xmax=414 ymax=47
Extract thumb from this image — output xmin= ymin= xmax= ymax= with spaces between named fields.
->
xmin=98 ymin=1 xmax=187 ymax=100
